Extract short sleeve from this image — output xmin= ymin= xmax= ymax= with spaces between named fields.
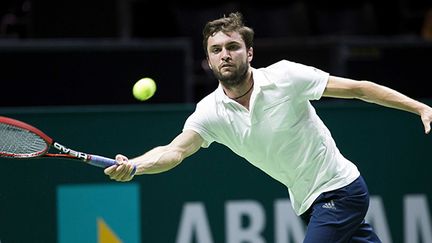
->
xmin=268 ymin=60 xmax=329 ymax=101
xmin=289 ymin=61 xmax=329 ymax=100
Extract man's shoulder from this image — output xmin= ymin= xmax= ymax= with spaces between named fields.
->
xmin=253 ymin=59 xmax=296 ymax=82
xmin=257 ymin=59 xmax=321 ymax=80
xmin=254 ymin=59 xmax=297 ymax=75
xmin=264 ymin=59 xmax=299 ymax=70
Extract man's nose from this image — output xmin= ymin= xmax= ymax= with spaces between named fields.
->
xmin=221 ymin=53 xmax=231 ymax=62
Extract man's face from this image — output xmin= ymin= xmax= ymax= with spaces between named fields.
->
xmin=206 ymin=31 xmax=253 ymax=87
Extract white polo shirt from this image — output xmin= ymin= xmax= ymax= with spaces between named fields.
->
xmin=183 ymin=59 xmax=360 ymax=215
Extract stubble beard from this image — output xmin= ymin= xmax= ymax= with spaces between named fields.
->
xmin=213 ymin=61 xmax=249 ymax=88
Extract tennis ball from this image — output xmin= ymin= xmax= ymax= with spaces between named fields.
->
xmin=132 ymin=77 xmax=157 ymax=101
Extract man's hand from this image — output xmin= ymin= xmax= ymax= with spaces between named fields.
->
xmin=420 ymin=105 xmax=432 ymax=134
xmin=104 ymin=154 xmax=136 ymax=182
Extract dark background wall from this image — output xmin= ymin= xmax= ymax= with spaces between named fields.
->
xmin=0 ymin=0 xmax=432 ymax=107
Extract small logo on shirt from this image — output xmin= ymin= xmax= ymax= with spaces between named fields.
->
xmin=322 ymin=200 xmax=337 ymax=210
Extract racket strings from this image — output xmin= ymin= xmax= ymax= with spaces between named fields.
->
xmin=0 ymin=123 xmax=48 ymax=157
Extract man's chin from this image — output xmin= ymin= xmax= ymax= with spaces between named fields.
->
xmin=220 ymin=78 xmax=241 ymax=87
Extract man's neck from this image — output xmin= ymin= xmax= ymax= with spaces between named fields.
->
xmin=222 ymin=72 xmax=254 ymax=110
xmin=222 ymin=71 xmax=253 ymax=100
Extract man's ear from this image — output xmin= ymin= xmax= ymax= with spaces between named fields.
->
xmin=247 ymin=47 xmax=253 ymax=61
xmin=207 ymin=58 xmax=213 ymax=70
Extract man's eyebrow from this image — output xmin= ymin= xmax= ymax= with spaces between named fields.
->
xmin=211 ymin=40 xmax=241 ymax=47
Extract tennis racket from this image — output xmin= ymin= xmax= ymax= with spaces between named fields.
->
xmin=0 ymin=116 xmax=136 ymax=175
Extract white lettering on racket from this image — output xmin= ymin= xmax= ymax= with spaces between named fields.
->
xmin=53 ymin=142 xmax=89 ymax=160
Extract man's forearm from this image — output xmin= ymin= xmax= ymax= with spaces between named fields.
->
xmin=132 ymin=145 xmax=183 ymax=175
xmin=359 ymin=81 xmax=429 ymax=115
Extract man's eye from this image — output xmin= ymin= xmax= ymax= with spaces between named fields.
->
xmin=227 ymin=45 xmax=240 ymax=51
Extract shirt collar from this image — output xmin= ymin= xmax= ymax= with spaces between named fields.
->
xmin=251 ymin=67 xmax=275 ymax=89
xmin=216 ymin=67 xmax=275 ymax=104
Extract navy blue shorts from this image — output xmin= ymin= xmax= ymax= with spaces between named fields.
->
xmin=300 ymin=176 xmax=382 ymax=243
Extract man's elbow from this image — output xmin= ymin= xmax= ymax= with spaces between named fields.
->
xmin=356 ymin=80 xmax=379 ymax=101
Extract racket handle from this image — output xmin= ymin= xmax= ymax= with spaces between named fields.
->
xmin=88 ymin=155 xmax=137 ymax=176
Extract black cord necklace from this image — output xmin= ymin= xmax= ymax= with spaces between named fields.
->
xmin=233 ymin=81 xmax=254 ymax=100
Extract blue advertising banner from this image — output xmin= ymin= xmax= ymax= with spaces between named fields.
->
xmin=57 ymin=183 xmax=140 ymax=243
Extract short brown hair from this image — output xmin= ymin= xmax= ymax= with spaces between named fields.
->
xmin=202 ymin=12 xmax=254 ymax=56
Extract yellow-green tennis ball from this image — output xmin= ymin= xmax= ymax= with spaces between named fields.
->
xmin=132 ymin=77 xmax=157 ymax=101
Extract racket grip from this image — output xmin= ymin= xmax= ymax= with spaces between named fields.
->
xmin=89 ymin=155 xmax=137 ymax=176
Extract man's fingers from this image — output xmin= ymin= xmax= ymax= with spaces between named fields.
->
xmin=104 ymin=164 xmax=117 ymax=175
xmin=116 ymin=154 xmax=128 ymax=164
xmin=422 ymin=118 xmax=431 ymax=134
xmin=116 ymin=164 xmax=130 ymax=177
xmin=425 ymin=121 xmax=431 ymax=134
xmin=105 ymin=161 xmax=134 ymax=182
xmin=117 ymin=164 xmax=135 ymax=181
xmin=104 ymin=154 xmax=135 ymax=182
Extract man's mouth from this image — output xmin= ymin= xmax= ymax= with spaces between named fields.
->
xmin=220 ymin=63 xmax=233 ymax=69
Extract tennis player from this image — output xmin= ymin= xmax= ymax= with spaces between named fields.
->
xmin=105 ymin=12 xmax=432 ymax=242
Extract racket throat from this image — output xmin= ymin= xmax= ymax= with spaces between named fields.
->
xmin=53 ymin=142 xmax=89 ymax=161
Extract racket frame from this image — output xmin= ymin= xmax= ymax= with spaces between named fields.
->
xmin=0 ymin=116 xmax=135 ymax=174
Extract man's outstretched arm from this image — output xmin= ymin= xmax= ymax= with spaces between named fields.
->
xmin=104 ymin=129 xmax=204 ymax=181
xmin=323 ymin=76 xmax=432 ymax=134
